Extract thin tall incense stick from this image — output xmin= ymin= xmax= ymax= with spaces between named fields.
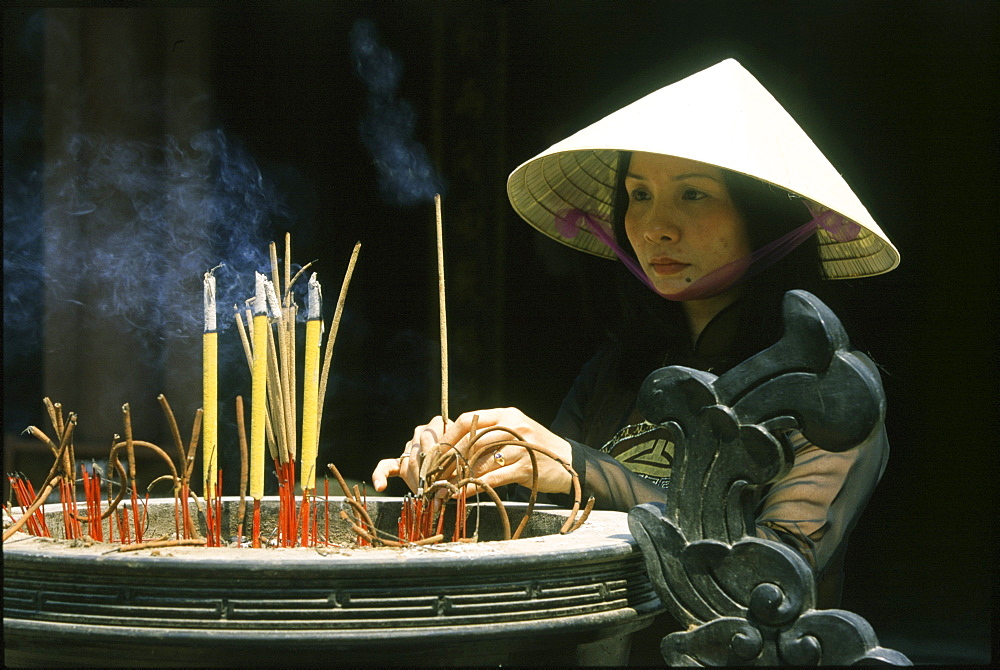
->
xmin=284 ymin=232 xmax=292 ymax=303
xmin=235 ymin=306 xmax=253 ymax=369
xmin=235 ymin=395 xmax=249 ymax=540
xmin=269 ymin=242 xmax=282 ymax=305
xmin=264 ymin=307 xmax=289 ymax=463
xmin=317 ymin=242 xmax=361 ymax=433
xmin=265 ymin=269 xmax=293 ymax=461
xmin=266 ymin=243 xmax=292 ymax=464
xmin=435 ymin=194 xmax=448 ymax=424
xmin=283 ymin=303 xmax=297 ymax=462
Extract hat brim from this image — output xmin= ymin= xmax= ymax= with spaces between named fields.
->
xmin=506 ymin=60 xmax=899 ymax=280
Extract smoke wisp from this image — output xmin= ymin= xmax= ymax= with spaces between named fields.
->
xmin=10 ymin=129 xmax=297 ymax=346
xmin=350 ymin=19 xmax=445 ymax=206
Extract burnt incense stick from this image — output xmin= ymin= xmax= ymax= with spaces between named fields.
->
xmin=250 ymin=273 xmax=269 ymax=501
xmin=43 ymin=398 xmax=59 ymax=436
xmin=23 ymin=425 xmax=59 ymax=458
xmin=121 ymin=404 xmax=143 ymax=542
xmin=156 ymin=395 xmax=186 ymax=471
xmin=202 ymin=267 xmax=219 ymax=499
xmin=185 ymin=408 xmax=204 ymax=484
xmin=435 ymin=194 xmax=449 ymax=425
xmin=114 ymin=538 xmax=207 ymax=553
xmin=235 ymin=395 xmax=249 ymax=540
xmin=301 ymin=273 xmax=322 ymax=492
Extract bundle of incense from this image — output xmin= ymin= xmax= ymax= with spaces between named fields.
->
xmin=224 ymin=236 xmax=359 ymax=547
xmin=202 ymin=269 xmax=219 ymax=499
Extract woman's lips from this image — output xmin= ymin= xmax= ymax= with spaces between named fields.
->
xmin=649 ymin=257 xmax=690 ymax=276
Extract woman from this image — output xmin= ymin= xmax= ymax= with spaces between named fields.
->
xmin=372 ymin=59 xmax=898 ymax=607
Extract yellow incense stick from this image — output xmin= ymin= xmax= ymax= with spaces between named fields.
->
xmin=202 ymin=330 xmax=218 ymax=497
xmin=300 ymin=273 xmax=322 ymax=491
xmin=202 ymin=271 xmax=218 ymax=499
xmin=250 ymin=273 xmax=269 ymax=499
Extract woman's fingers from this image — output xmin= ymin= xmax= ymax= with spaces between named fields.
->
xmin=371 ymin=458 xmax=402 ymax=492
xmin=373 ymin=415 xmax=453 ymax=493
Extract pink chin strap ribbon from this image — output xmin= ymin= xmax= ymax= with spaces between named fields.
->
xmin=554 ymin=207 xmax=860 ymax=301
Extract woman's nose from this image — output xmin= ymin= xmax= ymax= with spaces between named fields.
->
xmin=642 ymin=205 xmax=681 ymax=242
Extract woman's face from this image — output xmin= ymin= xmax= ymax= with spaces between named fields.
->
xmin=624 ymin=152 xmax=751 ymax=297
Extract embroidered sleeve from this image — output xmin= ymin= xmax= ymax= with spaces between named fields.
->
xmin=568 ymin=436 xmax=670 ymax=511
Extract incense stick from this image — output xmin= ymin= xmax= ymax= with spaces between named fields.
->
xmin=264 ymin=309 xmax=289 ymax=463
xmin=283 ymin=303 xmax=297 ymax=462
xmin=249 ymin=273 xmax=269 ymax=502
xmin=122 ymin=404 xmax=143 ymax=543
xmin=283 ymin=232 xmax=292 ymax=301
xmin=435 ymin=194 xmax=448 ymax=425
xmin=239 ymin=306 xmax=279 ymax=462
xmin=235 ymin=395 xmax=249 ymax=541
xmin=202 ymin=269 xmax=219 ymax=499
xmin=265 ymin=270 xmax=292 ymax=464
xmin=3 ymin=476 xmax=62 ymax=541
xmin=300 ymin=273 xmax=322 ymax=492
xmin=317 ymin=242 xmax=361 ymax=434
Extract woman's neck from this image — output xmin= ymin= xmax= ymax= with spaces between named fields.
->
xmin=682 ymin=287 xmax=744 ymax=344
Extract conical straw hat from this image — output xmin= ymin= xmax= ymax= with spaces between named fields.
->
xmin=507 ymin=59 xmax=899 ymax=279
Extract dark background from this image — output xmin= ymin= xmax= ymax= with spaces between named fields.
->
xmin=3 ymin=1 xmax=996 ymax=664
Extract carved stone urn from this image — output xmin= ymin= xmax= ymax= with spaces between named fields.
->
xmin=4 ymin=499 xmax=663 ymax=667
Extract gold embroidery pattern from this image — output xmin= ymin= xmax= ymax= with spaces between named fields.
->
xmin=601 ymin=421 xmax=674 ymax=490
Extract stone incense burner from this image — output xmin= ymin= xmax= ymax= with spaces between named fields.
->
xmin=4 ymin=497 xmax=663 ymax=667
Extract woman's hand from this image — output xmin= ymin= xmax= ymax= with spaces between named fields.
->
xmin=371 ymin=415 xmax=449 ymax=494
xmin=371 ymin=408 xmax=574 ymax=496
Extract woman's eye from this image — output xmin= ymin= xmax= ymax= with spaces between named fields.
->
xmin=682 ymin=188 xmax=707 ymax=201
xmin=630 ymin=188 xmax=651 ymax=202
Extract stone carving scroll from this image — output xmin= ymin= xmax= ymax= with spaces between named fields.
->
xmin=627 ymin=290 xmax=911 ymax=666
